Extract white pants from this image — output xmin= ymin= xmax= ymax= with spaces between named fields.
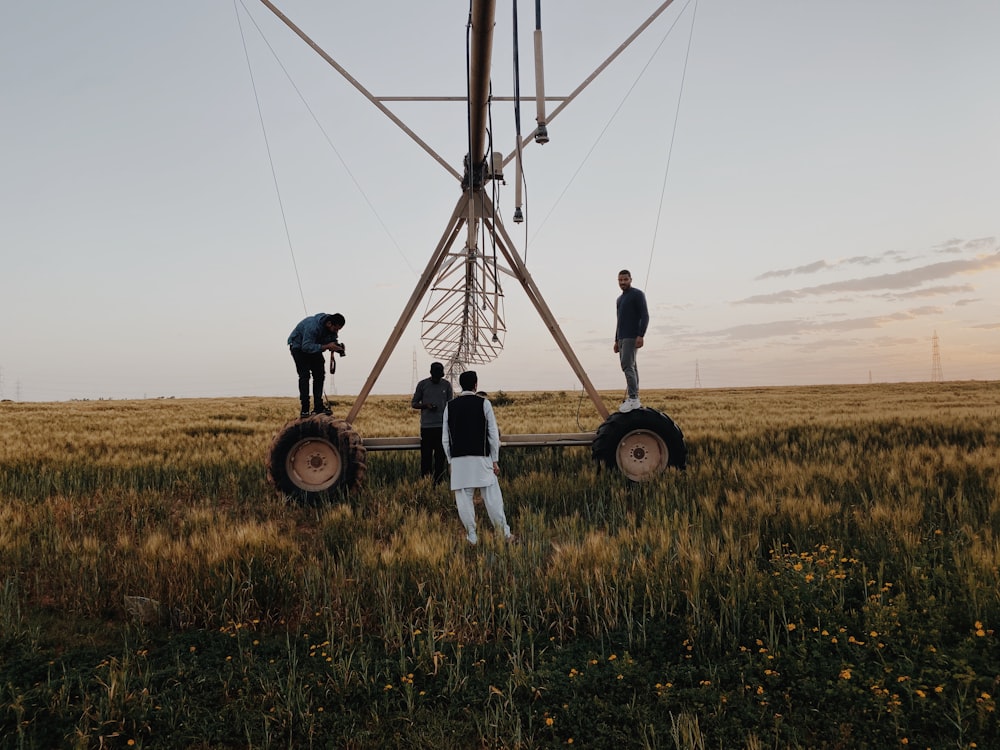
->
xmin=454 ymin=481 xmax=510 ymax=544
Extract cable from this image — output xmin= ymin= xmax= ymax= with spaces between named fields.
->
xmin=237 ymin=0 xmax=415 ymax=276
xmin=645 ymin=0 xmax=699 ymax=293
xmin=234 ymin=0 xmax=307 ymax=314
xmin=487 ymin=89 xmax=500 ymax=300
xmin=576 ymin=386 xmax=589 ymax=432
xmin=511 ymin=0 xmax=530 ymax=263
xmin=529 ymin=0 xmax=695 ymax=245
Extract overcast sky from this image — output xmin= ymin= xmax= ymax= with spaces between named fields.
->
xmin=2 ymin=0 xmax=998 ymax=402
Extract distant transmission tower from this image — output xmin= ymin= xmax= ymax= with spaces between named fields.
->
xmin=694 ymin=360 xmax=702 ymax=388
xmin=930 ymin=331 xmax=943 ymax=382
xmin=411 ymin=348 xmax=418 ymax=392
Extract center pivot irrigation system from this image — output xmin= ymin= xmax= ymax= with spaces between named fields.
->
xmin=263 ymin=0 xmax=688 ymax=501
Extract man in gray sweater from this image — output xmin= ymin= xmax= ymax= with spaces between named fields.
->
xmin=411 ymin=362 xmax=453 ymax=483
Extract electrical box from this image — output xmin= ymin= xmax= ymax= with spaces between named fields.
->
xmin=488 ymin=151 xmax=504 ymax=182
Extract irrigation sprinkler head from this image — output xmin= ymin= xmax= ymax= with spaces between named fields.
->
xmin=513 ymin=207 xmax=524 ymax=223
xmin=534 ymin=123 xmax=549 ymax=144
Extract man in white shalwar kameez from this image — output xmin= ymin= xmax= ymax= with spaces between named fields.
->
xmin=442 ymin=371 xmax=514 ymax=545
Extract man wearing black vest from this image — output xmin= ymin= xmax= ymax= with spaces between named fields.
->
xmin=442 ymin=371 xmax=514 ymax=545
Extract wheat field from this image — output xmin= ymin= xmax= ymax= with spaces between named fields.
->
xmin=1 ymin=382 xmax=998 ymax=748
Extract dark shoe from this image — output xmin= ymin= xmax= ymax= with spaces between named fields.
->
xmin=312 ymin=406 xmax=332 ymax=416
xmin=299 ymin=410 xmax=310 ymax=419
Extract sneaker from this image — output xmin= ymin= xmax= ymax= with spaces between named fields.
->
xmin=312 ymin=406 xmax=333 ymax=416
xmin=299 ymin=410 xmax=310 ymax=419
xmin=618 ymin=397 xmax=642 ymax=413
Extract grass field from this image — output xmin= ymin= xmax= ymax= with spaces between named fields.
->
xmin=1 ymin=382 xmax=999 ymax=748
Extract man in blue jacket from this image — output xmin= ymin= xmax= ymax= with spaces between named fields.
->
xmin=287 ymin=312 xmax=345 ymax=418
xmin=614 ymin=270 xmax=648 ymax=413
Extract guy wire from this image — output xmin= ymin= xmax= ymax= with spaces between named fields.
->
xmin=234 ymin=0 xmax=307 ymax=314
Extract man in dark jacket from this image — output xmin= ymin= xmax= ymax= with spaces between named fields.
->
xmin=614 ymin=270 xmax=649 ymax=413
xmin=287 ymin=312 xmax=345 ymax=418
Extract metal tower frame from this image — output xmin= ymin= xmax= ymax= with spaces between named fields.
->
xmin=258 ymin=0 xmax=680 ymax=449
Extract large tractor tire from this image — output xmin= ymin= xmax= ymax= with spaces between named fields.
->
xmin=592 ymin=407 xmax=686 ymax=481
xmin=267 ymin=416 xmax=367 ymax=503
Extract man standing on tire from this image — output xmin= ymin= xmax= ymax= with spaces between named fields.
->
xmin=442 ymin=371 xmax=514 ymax=545
xmin=287 ymin=312 xmax=345 ymax=418
xmin=411 ymin=361 xmax=453 ymax=483
xmin=614 ymin=269 xmax=648 ymax=413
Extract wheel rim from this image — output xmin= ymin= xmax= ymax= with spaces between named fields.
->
xmin=615 ymin=429 xmax=669 ymax=481
xmin=285 ymin=437 xmax=343 ymax=491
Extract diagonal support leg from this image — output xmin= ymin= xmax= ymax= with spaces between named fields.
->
xmin=346 ymin=196 xmax=468 ymax=423
xmin=484 ymin=206 xmax=611 ymax=420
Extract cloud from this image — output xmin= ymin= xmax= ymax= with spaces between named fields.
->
xmin=697 ymin=307 xmax=942 ymax=342
xmin=954 ymin=298 xmax=981 ymax=307
xmin=879 ymin=284 xmax=975 ymax=300
xmin=755 ymin=260 xmax=830 ymax=280
xmin=971 ymin=322 xmax=1000 ymax=330
xmin=737 ymin=251 xmax=1000 ymax=305
xmin=843 ymin=255 xmax=884 ymax=267
xmin=884 ymin=250 xmax=920 ymax=263
xmin=934 ymin=237 xmax=997 ymax=254
xmin=933 ymin=238 xmax=965 ymax=253
xmin=964 ymin=236 xmax=996 ymax=251
xmin=755 ymin=254 xmax=885 ymax=281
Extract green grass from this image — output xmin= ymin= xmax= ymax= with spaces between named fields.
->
xmin=1 ymin=383 xmax=999 ymax=748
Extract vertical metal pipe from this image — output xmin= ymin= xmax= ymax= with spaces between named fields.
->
xmin=468 ymin=0 xmax=497 ymax=170
xmin=533 ymin=0 xmax=548 ymax=143
xmin=513 ymin=145 xmax=524 ymax=222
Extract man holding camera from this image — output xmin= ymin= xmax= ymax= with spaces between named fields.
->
xmin=287 ymin=312 xmax=345 ymax=418
xmin=411 ymin=362 xmax=453 ymax=483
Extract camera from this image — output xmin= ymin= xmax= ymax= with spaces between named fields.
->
xmin=337 ymin=342 xmax=346 ymax=357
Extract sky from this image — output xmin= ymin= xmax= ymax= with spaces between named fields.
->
xmin=2 ymin=0 xmax=998 ymax=403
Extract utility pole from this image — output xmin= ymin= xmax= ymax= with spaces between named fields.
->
xmin=694 ymin=360 xmax=701 ymax=388
xmin=931 ymin=331 xmax=943 ymax=382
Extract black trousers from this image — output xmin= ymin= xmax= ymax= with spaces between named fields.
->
xmin=420 ymin=426 xmax=447 ymax=483
xmin=290 ymin=347 xmax=325 ymax=412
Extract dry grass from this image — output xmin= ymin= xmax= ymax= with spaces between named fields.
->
xmin=1 ymin=381 xmax=999 ymax=748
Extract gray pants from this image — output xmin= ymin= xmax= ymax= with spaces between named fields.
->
xmin=618 ymin=338 xmax=639 ymax=399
